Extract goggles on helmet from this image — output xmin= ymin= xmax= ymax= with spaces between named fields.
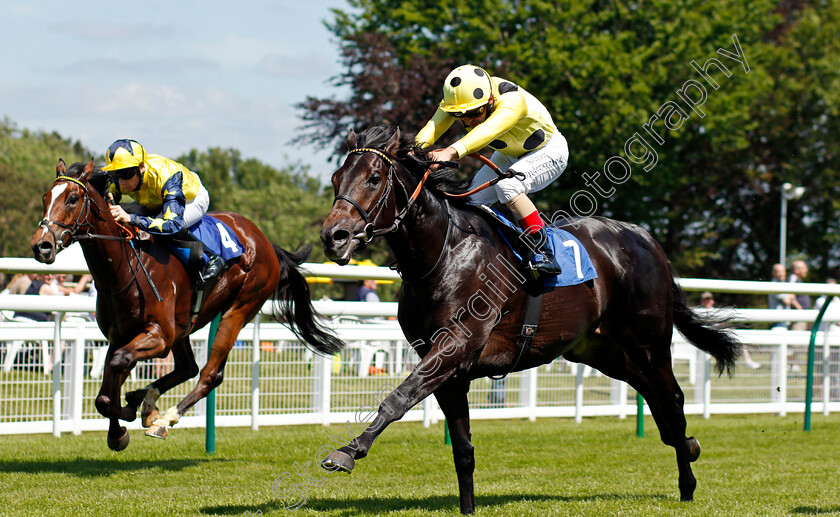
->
xmin=450 ymin=105 xmax=487 ymax=119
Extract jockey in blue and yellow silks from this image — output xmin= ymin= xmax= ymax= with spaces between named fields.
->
xmin=101 ymin=139 xmax=225 ymax=284
xmin=416 ymin=64 xmax=569 ymax=275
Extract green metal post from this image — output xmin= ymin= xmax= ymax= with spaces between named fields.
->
xmin=805 ymin=297 xmax=832 ymax=432
xmin=444 ymin=419 xmax=451 ymax=445
xmin=636 ymin=392 xmax=644 ymax=438
xmin=206 ymin=313 xmax=222 ymax=454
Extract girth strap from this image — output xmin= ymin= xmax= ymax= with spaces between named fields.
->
xmin=490 ymin=292 xmax=543 ymax=380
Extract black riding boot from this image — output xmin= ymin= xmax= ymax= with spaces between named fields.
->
xmin=527 ymin=228 xmax=562 ymax=275
xmin=171 ymin=229 xmax=226 ymax=285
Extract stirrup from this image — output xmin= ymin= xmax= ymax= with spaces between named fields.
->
xmin=527 ymin=228 xmax=562 ymax=276
xmin=530 ymin=254 xmax=562 ymax=275
xmin=198 ymin=254 xmax=225 ymax=285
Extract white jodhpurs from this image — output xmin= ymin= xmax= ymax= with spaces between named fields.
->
xmin=467 ymin=132 xmax=569 ymax=206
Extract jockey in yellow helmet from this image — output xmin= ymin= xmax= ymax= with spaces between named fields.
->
xmin=102 ymin=139 xmax=224 ymax=284
xmin=416 ymin=64 xmax=569 ymax=275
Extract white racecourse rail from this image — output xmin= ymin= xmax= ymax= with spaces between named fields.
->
xmin=2 ymin=255 xmax=840 ymax=437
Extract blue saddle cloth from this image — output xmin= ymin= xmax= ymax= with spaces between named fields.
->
xmin=168 ymin=215 xmax=244 ymax=265
xmin=489 ymin=208 xmax=598 ymax=288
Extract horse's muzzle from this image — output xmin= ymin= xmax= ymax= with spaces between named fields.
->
xmin=321 ymin=224 xmax=358 ymax=266
xmin=32 ymin=239 xmax=57 ymax=264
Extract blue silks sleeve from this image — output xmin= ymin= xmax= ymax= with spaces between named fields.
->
xmin=130 ymin=172 xmax=187 ymax=235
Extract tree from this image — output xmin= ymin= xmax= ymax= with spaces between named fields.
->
xmin=0 ymin=119 xmax=90 ymax=257
xmin=176 ymin=148 xmax=334 ymax=257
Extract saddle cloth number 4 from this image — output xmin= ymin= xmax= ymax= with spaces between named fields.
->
xmin=218 ymin=223 xmax=240 ymax=253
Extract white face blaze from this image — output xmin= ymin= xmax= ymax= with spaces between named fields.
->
xmin=40 ymin=182 xmax=69 ymax=240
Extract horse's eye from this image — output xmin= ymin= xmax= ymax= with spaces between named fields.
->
xmin=67 ymin=194 xmax=79 ymax=205
xmin=368 ymin=173 xmax=381 ymax=187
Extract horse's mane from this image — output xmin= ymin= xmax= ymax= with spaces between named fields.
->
xmin=354 ymin=125 xmax=472 ymax=197
xmin=66 ymin=161 xmax=110 ymax=198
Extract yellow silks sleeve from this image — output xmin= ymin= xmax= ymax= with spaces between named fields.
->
xmin=450 ymin=93 xmax=527 ymax=158
xmin=416 ymin=108 xmax=456 ymax=149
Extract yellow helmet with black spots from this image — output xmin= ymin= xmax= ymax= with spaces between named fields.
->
xmin=102 ymin=139 xmax=147 ymax=171
xmin=440 ymin=64 xmax=494 ymax=114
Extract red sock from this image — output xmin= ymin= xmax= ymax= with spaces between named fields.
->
xmin=518 ymin=210 xmax=544 ymax=235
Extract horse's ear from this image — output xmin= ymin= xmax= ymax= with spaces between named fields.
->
xmin=346 ymin=129 xmax=357 ymax=151
xmin=56 ymin=158 xmax=66 ymax=177
xmin=384 ymin=126 xmax=401 ymax=155
xmin=80 ymin=159 xmax=94 ymax=181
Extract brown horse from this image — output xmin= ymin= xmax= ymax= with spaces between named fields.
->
xmin=320 ymin=126 xmax=742 ymax=514
xmin=32 ymin=159 xmax=343 ymax=451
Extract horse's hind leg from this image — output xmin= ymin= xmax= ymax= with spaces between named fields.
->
xmin=155 ymin=311 xmax=245 ymax=433
xmin=133 ymin=337 xmax=199 ymax=433
xmin=570 ymin=332 xmax=697 ymax=501
xmin=434 ymin=379 xmax=475 ymax=515
xmin=624 ymin=350 xmax=697 ymax=501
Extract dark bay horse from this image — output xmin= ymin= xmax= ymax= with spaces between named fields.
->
xmin=32 ymin=160 xmax=343 ymax=451
xmin=320 ymin=126 xmax=742 ymax=514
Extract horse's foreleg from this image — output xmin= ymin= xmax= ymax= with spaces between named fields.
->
xmin=95 ymin=326 xmax=172 ymax=448
xmin=434 ymin=379 xmax=475 ymax=515
xmin=95 ymin=346 xmax=137 ymax=423
xmin=322 ymin=349 xmax=461 ymax=472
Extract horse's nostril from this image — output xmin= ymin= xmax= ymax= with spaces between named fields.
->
xmin=38 ymin=242 xmax=53 ymax=254
xmin=333 ymin=229 xmax=350 ymax=244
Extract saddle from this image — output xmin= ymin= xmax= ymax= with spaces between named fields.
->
xmin=478 ymin=205 xmax=599 ymax=378
xmin=477 ymin=205 xmax=598 ymax=288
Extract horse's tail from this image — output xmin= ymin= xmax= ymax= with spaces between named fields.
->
xmin=271 ymin=243 xmax=345 ymax=355
xmin=670 ymin=267 xmax=742 ymax=376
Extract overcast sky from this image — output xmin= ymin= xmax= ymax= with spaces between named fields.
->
xmin=1 ymin=1 xmax=350 ymax=181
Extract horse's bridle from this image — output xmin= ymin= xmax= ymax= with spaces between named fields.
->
xmin=40 ymin=175 xmax=162 ymax=301
xmin=39 ymin=176 xmax=99 ymax=253
xmin=333 ymin=147 xmax=436 ymax=245
xmin=333 ymin=147 xmax=454 ymax=280
xmin=334 ymin=148 xmax=521 ymax=247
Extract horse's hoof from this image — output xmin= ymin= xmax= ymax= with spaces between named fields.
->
xmin=107 ymin=426 xmax=130 ymax=451
xmin=142 ymin=408 xmax=160 ymax=428
xmin=321 ymin=450 xmax=355 ymax=473
xmin=686 ymin=436 xmax=701 ymax=462
xmin=145 ymin=425 xmax=168 ymax=440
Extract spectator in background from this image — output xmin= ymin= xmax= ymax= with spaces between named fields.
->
xmin=7 ymin=274 xmax=34 ymax=295
xmin=357 ymin=279 xmax=380 ymax=303
xmin=56 ymin=274 xmax=92 ymax=296
xmin=13 ymin=274 xmax=60 ymax=322
xmin=769 ymin=263 xmax=800 ymax=330
xmin=789 ymin=260 xmax=811 ymax=331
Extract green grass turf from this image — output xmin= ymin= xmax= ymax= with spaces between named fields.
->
xmin=1 ymin=414 xmax=839 ymax=516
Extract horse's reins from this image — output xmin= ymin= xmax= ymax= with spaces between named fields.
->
xmin=46 ymin=176 xmax=162 ymax=302
xmin=441 ymin=153 xmax=525 ymax=198
xmin=336 ymin=148 xmax=519 ymax=244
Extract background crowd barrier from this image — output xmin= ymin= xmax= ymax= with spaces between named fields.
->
xmin=3 ymin=256 xmax=840 ymax=436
